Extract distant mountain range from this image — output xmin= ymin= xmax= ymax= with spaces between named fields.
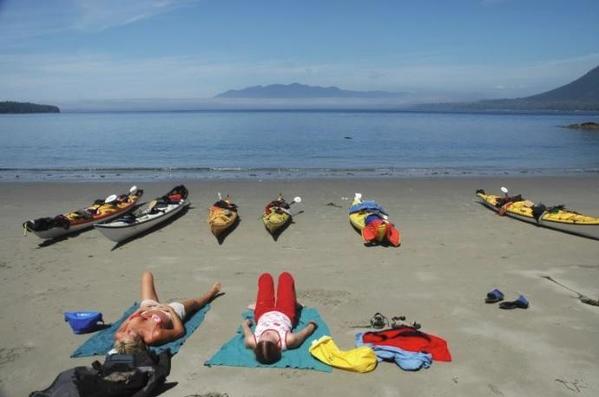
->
xmin=8 ymin=66 xmax=599 ymax=113
xmin=0 ymin=101 xmax=60 ymax=114
xmin=215 ymin=83 xmax=407 ymax=99
xmin=417 ymin=65 xmax=599 ymax=111
xmin=214 ymin=68 xmax=599 ymax=111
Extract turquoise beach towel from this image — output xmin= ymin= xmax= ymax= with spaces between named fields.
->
xmin=205 ymin=308 xmax=332 ymax=372
xmin=71 ymin=302 xmax=210 ymax=357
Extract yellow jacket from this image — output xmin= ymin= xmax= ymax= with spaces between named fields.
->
xmin=309 ymin=335 xmax=377 ymax=373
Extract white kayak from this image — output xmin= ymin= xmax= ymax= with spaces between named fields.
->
xmin=95 ymin=185 xmax=189 ymax=243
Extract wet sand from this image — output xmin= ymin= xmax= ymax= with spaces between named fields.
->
xmin=1 ymin=177 xmax=598 ymax=396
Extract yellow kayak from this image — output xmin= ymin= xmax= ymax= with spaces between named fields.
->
xmin=349 ymin=193 xmax=400 ymax=246
xmin=208 ymin=195 xmax=239 ymax=237
xmin=262 ymin=195 xmax=301 ymax=237
xmin=476 ymin=188 xmax=599 ymax=240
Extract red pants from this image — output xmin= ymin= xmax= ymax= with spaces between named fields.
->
xmin=254 ymin=272 xmax=298 ymax=325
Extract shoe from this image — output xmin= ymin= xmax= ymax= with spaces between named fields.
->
xmin=499 ymin=295 xmax=529 ymax=310
xmin=485 ymin=288 xmax=504 ymax=304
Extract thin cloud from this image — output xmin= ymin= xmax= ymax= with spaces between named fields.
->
xmin=0 ymin=0 xmax=201 ymax=45
xmin=72 ymin=0 xmax=200 ymax=32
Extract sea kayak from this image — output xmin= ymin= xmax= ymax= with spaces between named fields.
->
xmin=262 ymin=195 xmax=300 ymax=236
xmin=349 ymin=193 xmax=400 ymax=246
xmin=23 ymin=186 xmax=143 ymax=240
xmin=208 ymin=194 xmax=239 ymax=238
xmin=476 ymin=189 xmax=599 ymax=240
xmin=94 ymin=185 xmax=189 ymax=243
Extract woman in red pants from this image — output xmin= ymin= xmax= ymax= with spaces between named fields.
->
xmin=241 ymin=272 xmax=317 ymax=364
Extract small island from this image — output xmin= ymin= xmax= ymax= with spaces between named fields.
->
xmin=564 ymin=122 xmax=599 ymax=130
xmin=0 ymin=101 xmax=60 ymax=114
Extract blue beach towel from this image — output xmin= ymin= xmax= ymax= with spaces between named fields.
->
xmin=355 ymin=332 xmax=432 ymax=371
xmin=205 ymin=308 xmax=332 ymax=372
xmin=71 ymin=302 xmax=210 ymax=357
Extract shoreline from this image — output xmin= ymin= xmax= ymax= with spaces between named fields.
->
xmin=2 ymin=168 xmax=599 ymax=183
xmin=2 ymin=176 xmax=599 ymax=396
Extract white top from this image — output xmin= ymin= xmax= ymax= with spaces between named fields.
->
xmin=254 ymin=310 xmax=292 ymax=351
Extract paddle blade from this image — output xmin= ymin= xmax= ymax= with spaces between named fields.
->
xmin=105 ymin=194 xmax=117 ymax=204
xmin=129 ymin=185 xmax=138 ymax=194
xmin=292 ymin=196 xmax=302 ymax=204
xmin=500 ymin=186 xmax=509 ymax=194
xmin=354 ymin=192 xmax=362 ymax=200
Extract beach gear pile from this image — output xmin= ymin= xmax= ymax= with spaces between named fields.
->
xmin=30 ymin=349 xmax=171 ymax=397
xmin=308 ymin=313 xmax=451 ymax=373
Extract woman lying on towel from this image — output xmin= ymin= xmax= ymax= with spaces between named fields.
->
xmin=242 ymin=272 xmax=318 ymax=364
xmin=114 ymin=271 xmax=221 ymax=354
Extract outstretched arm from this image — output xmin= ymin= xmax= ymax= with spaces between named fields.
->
xmin=286 ymin=321 xmax=318 ymax=349
xmin=241 ymin=319 xmax=256 ymax=349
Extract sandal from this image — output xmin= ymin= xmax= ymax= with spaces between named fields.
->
xmin=390 ymin=316 xmax=422 ymax=330
xmin=499 ymin=295 xmax=529 ymax=310
xmin=485 ymin=288 xmax=504 ymax=304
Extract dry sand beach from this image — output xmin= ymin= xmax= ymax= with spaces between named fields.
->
xmin=1 ymin=177 xmax=598 ymax=397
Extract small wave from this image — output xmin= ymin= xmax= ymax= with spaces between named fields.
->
xmin=1 ymin=166 xmax=599 ymax=182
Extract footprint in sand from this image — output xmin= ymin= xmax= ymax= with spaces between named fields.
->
xmin=298 ymin=289 xmax=351 ymax=307
xmin=0 ymin=345 xmax=34 ymax=367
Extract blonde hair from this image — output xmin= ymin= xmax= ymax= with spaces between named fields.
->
xmin=113 ymin=333 xmax=147 ymax=354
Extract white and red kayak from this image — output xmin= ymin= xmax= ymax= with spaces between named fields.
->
xmin=94 ymin=185 xmax=189 ymax=243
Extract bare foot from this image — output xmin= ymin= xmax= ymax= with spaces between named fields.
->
xmin=211 ymin=282 xmax=222 ymax=296
xmin=247 ymin=302 xmax=256 ymax=310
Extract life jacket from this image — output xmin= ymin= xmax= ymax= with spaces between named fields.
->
xmin=167 ymin=193 xmax=182 ymax=202
xmin=360 ymin=326 xmax=451 ymax=362
xmin=30 ymin=350 xmax=171 ymax=397
xmin=163 ymin=185 xmax=188 ymax=204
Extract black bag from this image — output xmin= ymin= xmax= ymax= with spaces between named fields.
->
xmin=30 ymin=350 xmax=171 ymax=397
xmin=24 ymin=215 xmax=71 ymax=232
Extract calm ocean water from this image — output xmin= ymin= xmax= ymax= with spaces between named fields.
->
xmin=1 ymin=111 xmax=598 ymax=181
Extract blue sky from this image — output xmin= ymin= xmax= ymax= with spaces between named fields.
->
xmin=1 ymin=0 xmax=598 ymax=103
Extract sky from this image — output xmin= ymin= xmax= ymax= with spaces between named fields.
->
xmin=1 ymin=0 xmax=599 ymax=105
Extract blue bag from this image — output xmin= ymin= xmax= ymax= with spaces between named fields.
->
xmin=64 ymin=311 xmax=104 ymax=334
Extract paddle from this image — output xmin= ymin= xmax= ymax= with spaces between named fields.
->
xmin=283 ymin=196 xmax=303 ymax=216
